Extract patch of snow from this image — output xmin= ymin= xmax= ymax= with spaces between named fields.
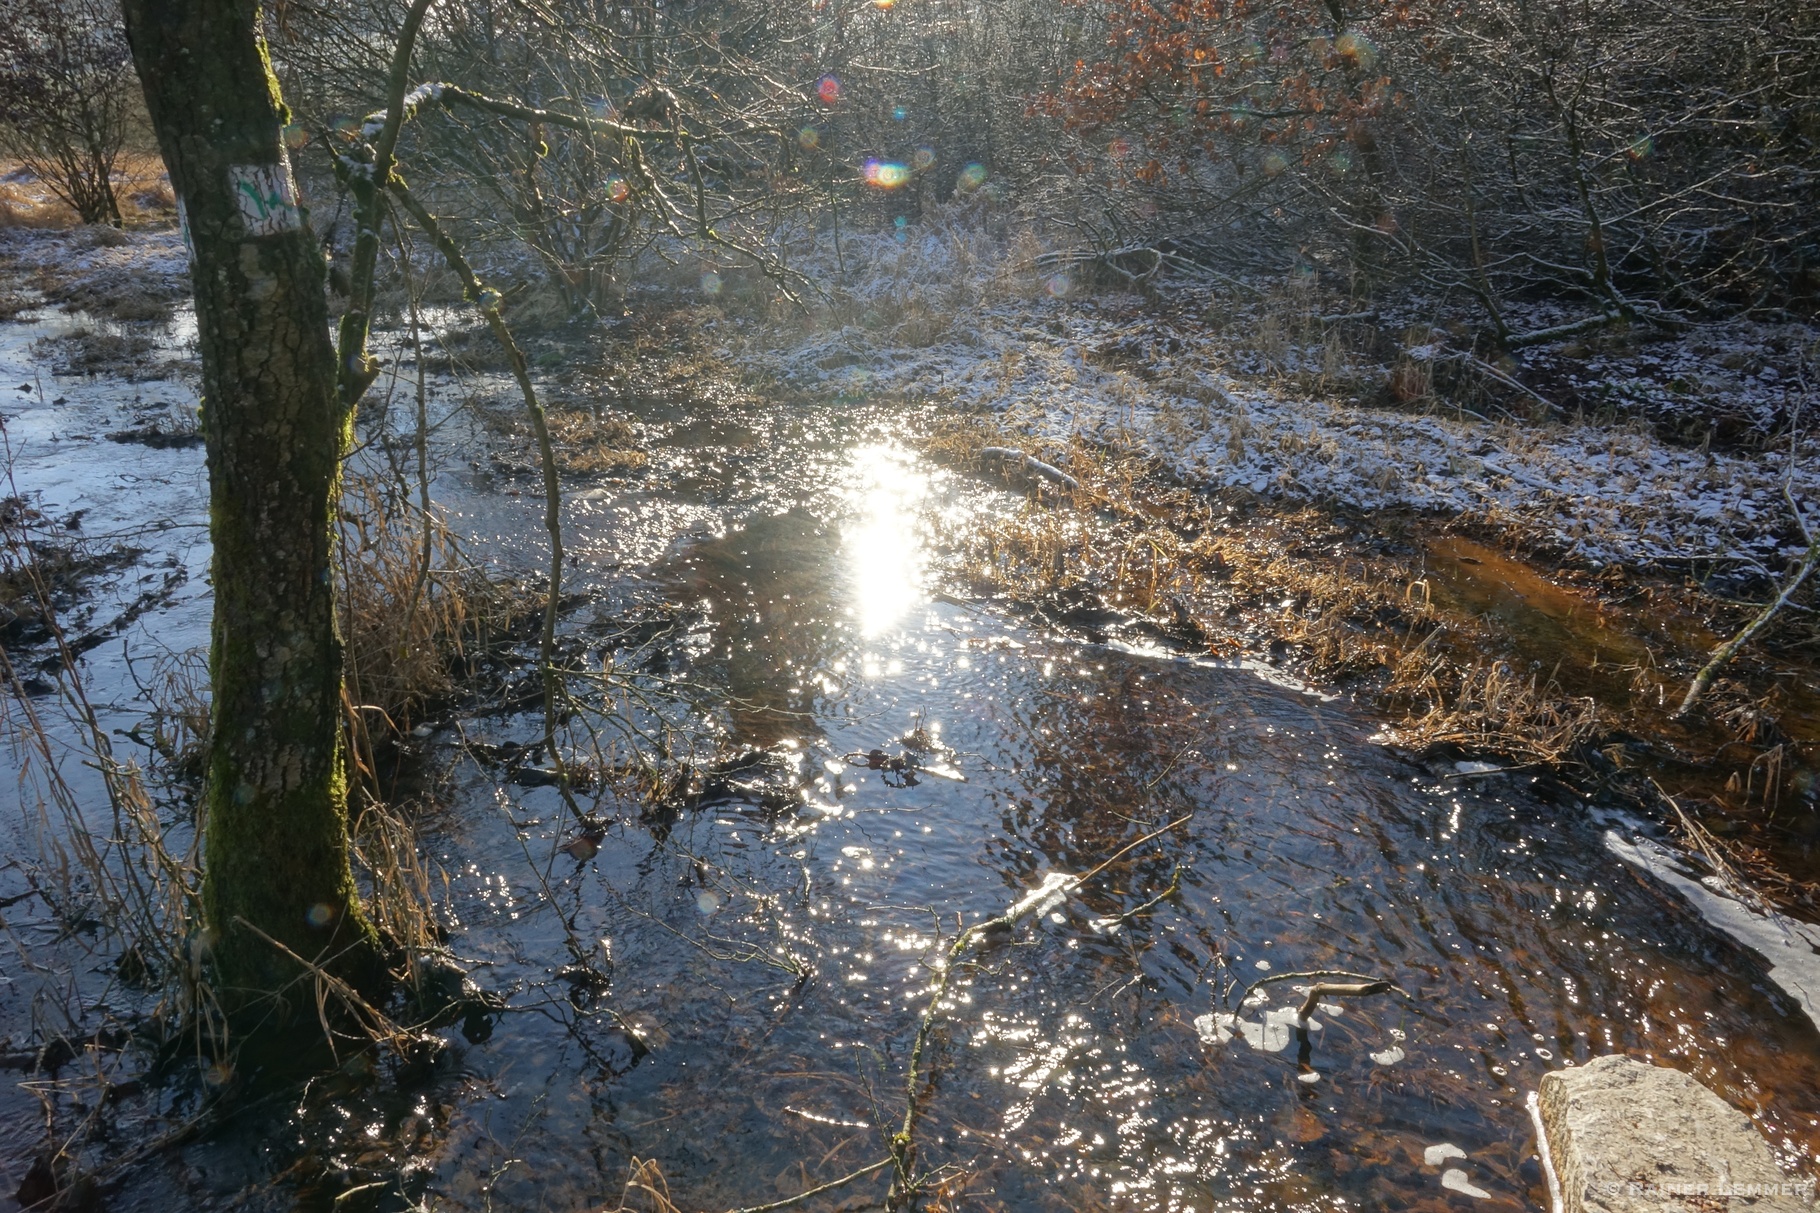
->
xmin=728 ymin=226 xmax=1818 ymax=579
xmin=1603 ymin=827 xmax=1820 ymax=1031
xmin=1441 ymin=1168 xmax=1492 ymax=1199
xmin=1424 ymin=1143 xmax=1468 ymax=1166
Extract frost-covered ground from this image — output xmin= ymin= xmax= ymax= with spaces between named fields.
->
xmin=0 ymin=223 xmax=190 ymax=324
xmin=730 ymin=224 xmax=1818 ymax=579
xmin=5 ymin=214 xmax=1814 ymax=580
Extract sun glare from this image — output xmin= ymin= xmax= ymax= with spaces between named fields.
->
xmin=844 ymin=444 xmax=927 ymax=638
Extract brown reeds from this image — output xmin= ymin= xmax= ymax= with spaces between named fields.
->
xmin=0 ymin=431 xmax=499 ymax=1205
xmin=337 ymin=471 xmax=518 ymax=749
xmin=923 ymin=415 xmax=1609 ymax=767
xmin=0 ymin=452 xmax=227 ymax=1209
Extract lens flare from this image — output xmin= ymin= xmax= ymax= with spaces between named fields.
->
xmin=700 ymin=270 xmax=724 ymax=295
xmin=306 ymin=903 xmax=336 ymax=928
xmin=864 ymin=159 xmax=910 ymax=189
xmin=892 ymin=105 xmax=908 ymax=121
xmin=605 ymin=174 xmax=629 ymax=203
xmin=1627 ymin=135 xmax=1654 ymax=160
xmin=1262 ymin=151 xmax=1288 ymax=178
xmin=911 ymin=145 xmax=936 ymax=171
xmin=797 ymin=126 xmax=821 ymax=150
xmin=1044 ymin=273 xmax=1072 ymax=297
xmin=817 ymin=74 xmax=842 ymax=105
xmin=957 ymin=162 xmax=988 ymax=192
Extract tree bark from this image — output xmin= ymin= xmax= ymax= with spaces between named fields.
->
xmin=119 ymin=0 xmax=378 ymax=1001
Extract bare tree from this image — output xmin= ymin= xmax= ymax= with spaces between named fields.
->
xmin=0 ymin=0 xmax=138 ymax=226
xmin=1041 ymin=0 xmax=1819 ymax=321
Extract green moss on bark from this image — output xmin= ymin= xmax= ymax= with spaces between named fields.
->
xmin=121 ymin=0 xmax=380 ymax=1007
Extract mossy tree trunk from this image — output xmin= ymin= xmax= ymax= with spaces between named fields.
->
xmin=120 ymin=0 xmax=379 ymax=1001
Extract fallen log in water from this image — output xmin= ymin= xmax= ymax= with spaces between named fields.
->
xmin=978 ymin=446 xmax=1081 ymax=493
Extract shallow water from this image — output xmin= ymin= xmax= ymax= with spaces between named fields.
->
xmin=3 ymin=312 xmax=1819 ymax=1213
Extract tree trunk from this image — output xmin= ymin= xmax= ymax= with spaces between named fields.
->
xmin=119 ymin=0 xmax=378 ymax=1001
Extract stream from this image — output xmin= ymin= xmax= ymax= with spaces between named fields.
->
xmin=2 ymin=304 xmax=1818 ymax=1213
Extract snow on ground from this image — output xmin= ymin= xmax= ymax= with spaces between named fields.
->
xmin=5 ymin=217 xmax=1813 ymax=579
xmin=0 ymin=224 xmax=188 ymax=293
xmin=729 ymin=225 xmax=1818 ymax=576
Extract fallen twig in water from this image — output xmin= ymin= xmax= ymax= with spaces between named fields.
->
xmin=1232 ymin=968 xmax=1411 ymax=1022
xmin=1093 ymin=867 xmax=1182 ymax=932
xmin=1673 ymin=477 xmax=1817 ymax=720
xmin=888 ymin=815 xmax=1190 ymax=1208
xmin=1294 ymin=980 xmax=1391 ymax=1020
xmin=725 ymin=1156 xmax=893 ymax=1213
xmin=978 ymin=446 xmax=1081 ymax=493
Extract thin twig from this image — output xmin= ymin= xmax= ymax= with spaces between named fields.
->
xmin=725 ymin=1156 xmax=892 ymax=1213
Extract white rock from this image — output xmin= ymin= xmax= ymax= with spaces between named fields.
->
xmin=1538 ymin=1055 xmax=1813 ymax=1212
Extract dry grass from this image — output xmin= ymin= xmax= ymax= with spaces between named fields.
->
xmin=25 ymin=242 xmax=189 ymax=325
xmin=545 ymin=408 xmax=649 ymax=475
xmin=338 ymin=473 xmax=523 ymax=747
xmin=349 ymin=796 xmax=442 ymax=968
xmin=0 ymin=490 xmax=228 ymax=1205
xmin=0 ymin=179 xmax=78 ymax=229
xmin=133 ymin=647 xmax=211 ymax=780
xmin=31 ymin=326 xmax=158 ymax=375
xmin=0 ymin=460 xmax=479 ymax=1208
xmin=605 ymin=1158 xmax=682 ymax=1213
xmin=923 ymin=413 xmax=1609 ymax=766
xmin=0 ymin=153 xmax=174 ymax=231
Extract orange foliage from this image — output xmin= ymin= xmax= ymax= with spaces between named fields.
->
xmin=1037 ymin=0 xmax=1444 ymax=184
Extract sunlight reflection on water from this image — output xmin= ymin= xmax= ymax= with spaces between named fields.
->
xmin=845 ymin=443 xmax=928 ymax=638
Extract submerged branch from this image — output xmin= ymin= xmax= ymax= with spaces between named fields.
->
xmin=889 ymin=816 xmax=1190 ymax=1208
xmin=725 ymin=1156 xmax=893 ymax=1213
xmin=1232 ymin=968 xmax=1412 ymax=1017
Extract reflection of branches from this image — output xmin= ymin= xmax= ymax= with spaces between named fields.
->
xmin=387 ymin=178 xmax=581 ymax=826
xmin=606 ymin=885 xmax=814 ymax=982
